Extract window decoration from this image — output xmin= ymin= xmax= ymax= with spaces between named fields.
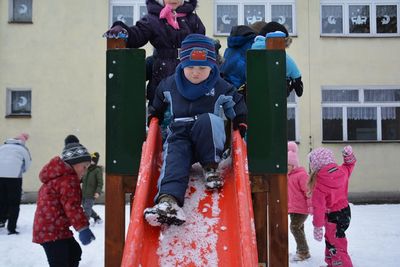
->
xmin=6 ymin=89 xmax=32 ymax=117
xmin=10 ymin=0 xmax=32 ymax=23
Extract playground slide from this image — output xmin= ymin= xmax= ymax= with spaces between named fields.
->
xmin=121 ymin=118 xmax=258 ymax=267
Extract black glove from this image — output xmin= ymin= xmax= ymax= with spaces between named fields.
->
xmin=147 ymin=106 xmax=164 ymax=126
xmin=233 ymin=116 xmax=247 ymax=138
xmin=291 ymin=77 xmax=303 ymax=97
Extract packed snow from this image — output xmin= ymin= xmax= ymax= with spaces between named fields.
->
xmin=0 ymin=204 xmax=399 ymax=266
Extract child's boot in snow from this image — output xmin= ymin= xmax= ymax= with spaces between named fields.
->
xmin=144 ymin=194 xmax=186 ymax=226
xmin=203 ymin=164 xmax=223 ymax=190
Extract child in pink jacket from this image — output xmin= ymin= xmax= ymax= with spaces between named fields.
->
xmin=287 ymin=142 xmax=311 ymax=261
xmin=308 ymin=145 xmax=356 ymax=267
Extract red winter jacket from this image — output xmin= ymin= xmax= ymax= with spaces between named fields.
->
xmin=33 ymin=156 xmax=89 ymax=244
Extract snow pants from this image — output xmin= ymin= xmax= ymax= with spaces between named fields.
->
xmin=82 ymin=197 xmax=100 ymax=221
xmin=289 ymin=213 xmax=309 ymax=254
xmin=0 ymin=177 xmax=22 ymax=232
xmin=41 ymin=237 xmax=82 ymax=267
xmin=324 ymin=205 xmax=353 ymax=267
xmin=156 ymin=113 xmax=226 ymax=206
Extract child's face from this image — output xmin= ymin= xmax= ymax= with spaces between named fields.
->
xmin=183 ymin=66 xmax=212 ymax=84
xmin=72 ymin=161 xmax=90 ymax=178
xmin=164 ymin=0 xmax=183 ymax=10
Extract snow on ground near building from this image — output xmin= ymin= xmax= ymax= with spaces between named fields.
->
xmin=0 ymin=204 xmax=399 ymax=266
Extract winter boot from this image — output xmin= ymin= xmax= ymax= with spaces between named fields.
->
xmin=93 ymin=215 xmax=103 ymax=224
xmin=144 ymin=194 xmax=186 ymax=227
xmin=291 ymin=252 xmax=311 ymax=262
xmin=8 ymin=230 xmax=19 ymax=235
xmin=203 ymin=164 xmax=223 ymax=190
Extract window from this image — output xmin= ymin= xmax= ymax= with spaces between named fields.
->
xmin=109 ymin=0 xmax=147 ymax=27
xmin=322 ymin=87 xmax=400 ymax=142
xmin=6 ymin=89 xmax=32 ymax=117
xmin=320 ymin=1 xmax=399 ymax=36
xmin=287 ymin=91 xmax=298 ymax=141
xmin=215 ymin=0 xmax=296 ymax=36
xmin=9 ymin=0 xmax=32 ymax=23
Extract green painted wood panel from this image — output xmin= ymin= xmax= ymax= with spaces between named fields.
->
xmin=247 ymin=50 xmax=287 ymax=174
xmin=106 ymin=49 xmax=146 ymax=174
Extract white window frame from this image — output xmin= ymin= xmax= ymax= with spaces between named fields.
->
xmin=320 ymin=0 xmax=400 ymax=37
xmin=321 ymin=86 xmax=400 ymax=142
xmin=8 ymin=0 xmax=33 ymax=23
xmin=287 ymin=91 xmax=300 ymax=142
xmin=6 ymin=88 xmax=32 ymax=117
xmin=109 ymin=0 xmax=146 ymax=27
xmin=214 ymin=0 xmax=297 ymax=36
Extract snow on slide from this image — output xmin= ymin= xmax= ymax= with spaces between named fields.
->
xmin=121 ymin=119 xmax=258 ymax=267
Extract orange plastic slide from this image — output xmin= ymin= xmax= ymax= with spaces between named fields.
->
xmin=121 ymin=118 xmax=258 ymax=267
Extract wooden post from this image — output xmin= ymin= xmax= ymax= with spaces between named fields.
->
xmin=105 ymin=38 xmax=146 ymax=267
xmin=105 ymin=175 xmax=136 ymax=267
xmin=247 ymin=36 xmax=288 ymax=267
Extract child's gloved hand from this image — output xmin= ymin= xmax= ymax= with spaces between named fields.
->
xmin=291 ymin=77 xmax=303 ymax=97
xmin=342 ymin=145 xmax=356 ymax=164
xmin=233 ymin=117 xmax=247 ymax=138
xmin=313 ymin=226 xmax=323 ymax=242
xmin=79 ymin=227 xmax=96 ymax=245
xmin=342 ymin=145 xmax=353 ymax=156
xmin=103 ymin=25 xmax=128 ymax=39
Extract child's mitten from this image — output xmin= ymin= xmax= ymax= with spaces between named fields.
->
xmin=79 ymin=227 xmax=96 ymax=245
xmin=313 ymin=226 xmax=323 ymax=242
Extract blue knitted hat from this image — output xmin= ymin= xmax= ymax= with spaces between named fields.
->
xmin=179 ymin=34 xmax=217 ymax=68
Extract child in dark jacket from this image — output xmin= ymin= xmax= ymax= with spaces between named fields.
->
xmin=81 ymin=152 xmax=104 ymax=224
xmin=144 ymin=34 xmax=248 ymax=227
xmin=33 ymin=135 xmax=95 ymax=267
xmin=308 ymin=146 xmax=356 ymax=267
xmin=104 ymin=0 xmax=205 ymax=104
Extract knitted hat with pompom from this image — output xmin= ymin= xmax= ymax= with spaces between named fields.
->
xmin=61 ymin=135 xmax=91 ymax=166
xmin=287 ymin=141 xmax=299 ymax=167
xmin=308 ymin=147 xmax=336 ymax=172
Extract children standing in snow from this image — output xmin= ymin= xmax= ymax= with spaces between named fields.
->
xmin=143 ymin=34 xmax=248 ymax=227
xmin=287 ymin=141 xmax=311 ymax=261
xmin=81 ymin=152 xmax=103 ymax=224
xmin=103 ymin=0 xmax=205 ymax=105
xmin=251 ymin=21 xmax=303 ymax=97
xmin=308 ymin=146 xmax=356 ymax=267
xmin=33 ymin=135 xmax=95 ymax=266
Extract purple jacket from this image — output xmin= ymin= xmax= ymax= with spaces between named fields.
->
xmin=312 ymin=159 xmax=356 ymax=228
xmin=288 ymin=167 xmax=311 ymax=214
xmin=113 ymin=0 xmax=205 ymax=103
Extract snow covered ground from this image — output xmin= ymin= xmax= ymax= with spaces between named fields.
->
xmin=0 ymin=203 xmax=399 ymax=266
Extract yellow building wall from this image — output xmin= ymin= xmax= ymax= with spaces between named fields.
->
xmin=1 ymin=0 xmax=399 ymax=198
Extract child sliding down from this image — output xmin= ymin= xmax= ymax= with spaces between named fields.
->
xmin=143 ymin=34 xmax=248 ymax=227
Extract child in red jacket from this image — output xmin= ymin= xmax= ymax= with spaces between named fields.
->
xmin=33 ymin=135 xmax=95 ymax=267
xmin=308 ymin=146 xmax=356 ymax=267
xmin=287 ymin=141 xmax=311 ymax=261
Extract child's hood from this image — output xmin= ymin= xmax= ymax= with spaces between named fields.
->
xmin=316 ymin=163 xmax=346 ymax=191
xmin=227 ymin=26 xmax=256 ymax=48
xmin=147 ymin=0 xmax=198 ymax=15
xmin=39 ymin=156 xmax=76 ymax=184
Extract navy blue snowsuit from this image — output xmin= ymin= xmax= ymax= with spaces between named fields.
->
xmin=149 ymin=71 xmax=247 ymax=206
xmin=112 ymin=0 xmax=205 ymax=103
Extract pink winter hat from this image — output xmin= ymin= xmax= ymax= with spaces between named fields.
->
xmin=308 ymin=147 xmax=335 ymax=172
xmin=15 ymin=133 xmax=29 ymax=142
xmin=287 ymin=141 xmax=299 ymax=167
